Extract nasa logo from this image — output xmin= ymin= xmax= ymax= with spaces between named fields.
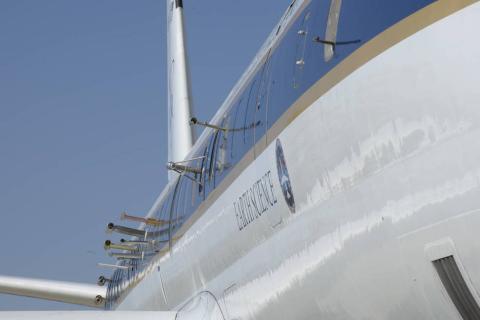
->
xmin=275 ymin=139 xmax=295 ymax=213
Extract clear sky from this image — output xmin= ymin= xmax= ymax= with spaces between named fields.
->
xmin=0 ymin=0 xmax=292 ymax=310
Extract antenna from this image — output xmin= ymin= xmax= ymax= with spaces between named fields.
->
xmin=97 ymin=263 xmax=130 ymax=270
xmin=120 ymin=239 xmax=155 ymax=246
xmin=190 ymin=117 xmax=228 ymax=132
xmin=166 ymin=160 xmax=203 ymax=175
xmin=109 ymin=252 xmax=144 ymax=260
xmin=106 ymin=223 xmax=170 ymax=239
xmin=120 ymin=212 xmax=169 ymax=227
xmin=104 ymin=240 xmax=138 ymax=252
xmin=167 ymin=0 xmax=195 ymax=180
xmin=106 ymin=223 xmax=147 ymax=238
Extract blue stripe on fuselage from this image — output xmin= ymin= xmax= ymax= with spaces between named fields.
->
xmin=267 ymin=0 xmax=435 ymax=128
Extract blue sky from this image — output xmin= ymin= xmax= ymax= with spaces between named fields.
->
xmin=0 ymin=0 xmax=291 ymax=310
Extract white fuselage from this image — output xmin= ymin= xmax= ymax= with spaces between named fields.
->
xmin=117 ymin=2 xmax=480 ymax=319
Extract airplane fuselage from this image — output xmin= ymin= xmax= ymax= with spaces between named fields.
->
xmin=107 ymin=1 xmax=480 ymax=319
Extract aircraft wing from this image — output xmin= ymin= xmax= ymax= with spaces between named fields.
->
xmin=0 ymin=276 xmax=224 ymax=319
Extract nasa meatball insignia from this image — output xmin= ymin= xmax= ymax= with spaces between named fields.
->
xmin=276 ymin=139 xmax=295 ymax=213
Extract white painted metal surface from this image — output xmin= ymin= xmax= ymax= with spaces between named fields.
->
xmin=119 ymin=3 xmax=480 ymax=319
xmin=167 ymin=0 xmax=195 ymax=179
xmin=0 ymin=311 xmax=175 ymax=320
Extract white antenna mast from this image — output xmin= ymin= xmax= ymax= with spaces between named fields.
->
xmin=167 ymin=0 xmax=195 ymax=180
